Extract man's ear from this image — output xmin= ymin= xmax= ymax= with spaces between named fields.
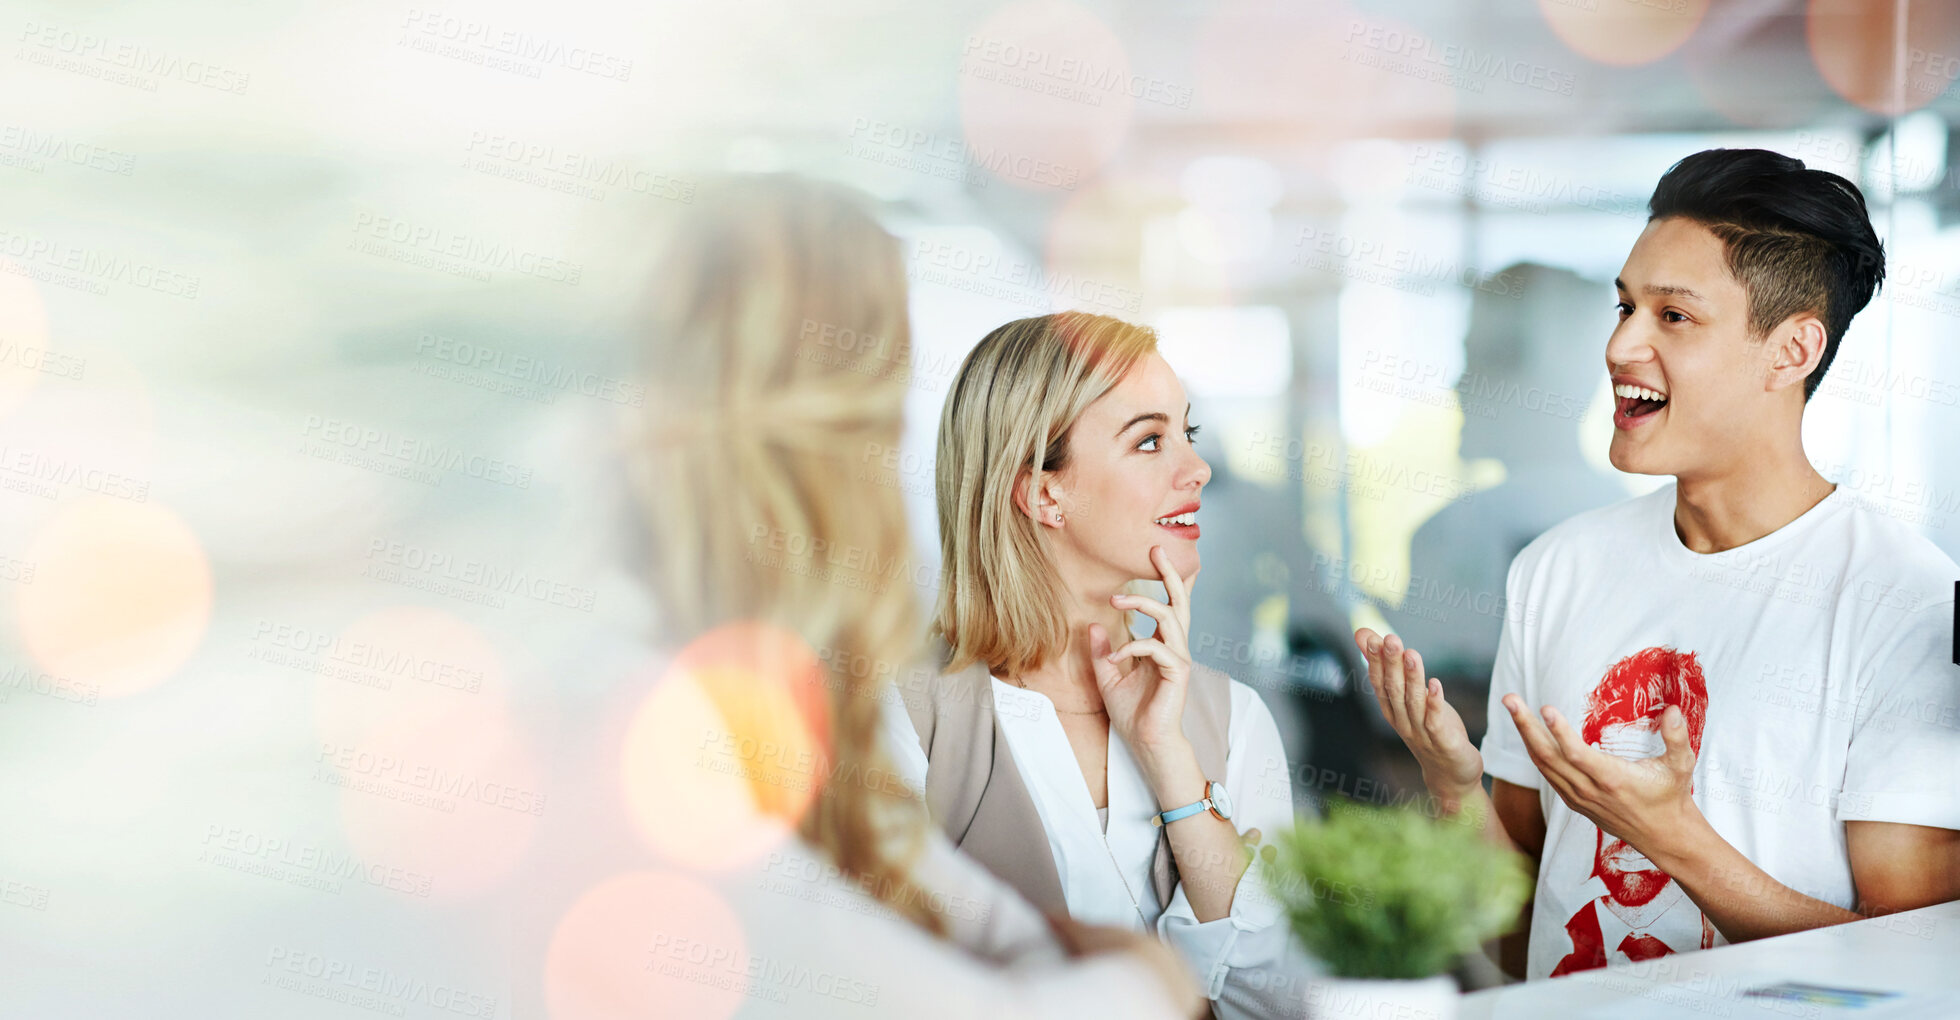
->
xmin=1763 ymin=312 xmax=1828 ymax=396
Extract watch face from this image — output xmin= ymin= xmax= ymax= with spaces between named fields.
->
xmin=1207 ymin=780 xmax=1233 ymax=821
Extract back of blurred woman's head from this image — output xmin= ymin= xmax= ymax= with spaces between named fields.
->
xmin=934 ymin=312 xmax=1159 ymax=678
xmin=634 ymin=175 xmax=942 ymax=934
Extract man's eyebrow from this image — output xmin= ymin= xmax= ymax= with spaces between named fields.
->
xmin=1113 ymin=404 xmax=1183 ymax=439
xmin=1615 ymin=277 xmax=1706 ymax=302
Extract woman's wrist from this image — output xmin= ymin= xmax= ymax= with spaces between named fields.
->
xmin=1136 ymin=738 xmax=1207 ymax=809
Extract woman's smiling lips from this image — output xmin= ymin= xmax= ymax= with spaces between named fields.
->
xmin=1154 ymin=502 xmax=1200 ymax=539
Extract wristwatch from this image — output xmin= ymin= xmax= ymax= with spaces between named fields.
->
xmin=1152 ymin=781 xmax=1232 ymax=827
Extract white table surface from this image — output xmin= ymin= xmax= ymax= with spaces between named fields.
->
xmin=1458 ymin=900 xmax=1960 ymax=1019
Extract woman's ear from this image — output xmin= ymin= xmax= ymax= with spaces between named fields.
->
xmin=1011 ymin=468 xmax=1066 ymax=528
xmin=1010 ymin=467 xmax=1040 ymax=523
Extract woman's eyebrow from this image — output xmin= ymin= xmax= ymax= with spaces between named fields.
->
xmin=1113 ymin=404 xmax=1192 ymax=439
xmin=1114 ymin=411 xmax=1168 ymax=438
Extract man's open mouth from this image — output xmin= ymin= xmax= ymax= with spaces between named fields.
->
xmin=1613 ymin=382 xmax=1668 ymax=421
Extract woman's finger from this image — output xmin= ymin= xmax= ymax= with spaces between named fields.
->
xmin=1151 ymin=546 xmax=1188 ymax=618
xmin=1111 ymin=593 xmax=1173 ymax=632
xmin=1112 ymin=593 xmax=1186 ymax=657
xmin=1160 ymin=557 xmax=1191 ymax=627
xmin=1086 ymin=622 xmax=1125 ymax=688
xmin=1107 ymin=638 xmax=1183 ymax=682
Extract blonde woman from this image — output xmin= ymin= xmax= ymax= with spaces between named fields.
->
xmin=887 ymin=313 xmax=1303 ymax=1019
xmin=635 ymin=181 xmax=1200 ymax=1019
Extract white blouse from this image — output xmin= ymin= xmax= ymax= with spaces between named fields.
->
xmin=883 ymin=677 xmax=1318 ymax=1015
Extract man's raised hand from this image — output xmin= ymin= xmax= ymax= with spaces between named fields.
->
xmin=1354 ymin=628 xmax=1484 ymax=805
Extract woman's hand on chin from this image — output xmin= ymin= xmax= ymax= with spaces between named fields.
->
xmin=1088 ymin=546 xmax=1198 ymax=762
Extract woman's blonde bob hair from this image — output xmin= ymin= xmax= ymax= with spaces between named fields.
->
xmin=933 ymin=311 xmax=1159 ymax=678
xmin=633 ymin=175 xmax=944 ymax=935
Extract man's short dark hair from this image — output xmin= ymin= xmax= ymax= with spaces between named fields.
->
xmin=1648 ymin=148 xmax=1885 ymax=399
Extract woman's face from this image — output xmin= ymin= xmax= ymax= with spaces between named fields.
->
xmin=1049 ymin=352 xmax=1211 ymax=585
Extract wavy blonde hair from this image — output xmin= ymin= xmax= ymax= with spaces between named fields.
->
xmin=633 ymin=175 xmax=943 ymax=935
xmin=933 ymin=312 xmax=1159 ymax=678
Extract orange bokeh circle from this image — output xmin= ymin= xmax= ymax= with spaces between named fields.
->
xmin=620 ymin=621 xmax=832 ymax=872
xmin=1807 ymin=0 xmax=1960 ymax=115
xmin=16 ymin=497 xmax=213 ymax=698
xmin=1539 ymin=0 xmax=1710 ymax=68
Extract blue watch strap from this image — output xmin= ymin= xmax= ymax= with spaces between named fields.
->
xmin=1153 ymin=796 xmax=1210 ymax=828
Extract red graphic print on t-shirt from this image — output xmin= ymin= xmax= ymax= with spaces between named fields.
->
xmin=1550 ymin=646 xmax=1712 ymax=977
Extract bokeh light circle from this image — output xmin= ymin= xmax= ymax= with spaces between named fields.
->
xmin=17 ymin=497 xmax=213 ymax=698
xmin=1191 ymin=3 xmax=1457 ymax=151
xmin=620 ymin=621 xmax=830 ymax=872
xmin=1807 ymin=0 xmax=1960 ymax=115
xmin=1539 ymin=0 xmax=1709 ymax=67
xmin=332 ymin=711 xmax=543 ymax=900
xmin=958 ymin=0 xmax=1137 ymax=191
xmin=310 ymin=606 xmax=513 ymax=753
xmin=545 ymin=871 xmax=747 ymax=1020
xmin=305 ymin=607 xmax=532 ymax=898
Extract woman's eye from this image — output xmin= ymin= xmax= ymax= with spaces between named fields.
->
xmin=1615 ymin=301 xmax=1633 ymax=318
xmin=1139 ymin=424 xmax=1199 ymax=452
xmin=1663 ymin=310 xmax=1687 ymax=323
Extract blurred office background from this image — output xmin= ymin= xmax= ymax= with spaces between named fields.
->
xmin=1 ymin=0 xmax=1956 ymax=1016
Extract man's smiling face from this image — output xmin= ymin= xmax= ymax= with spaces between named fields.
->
xmin=1605 ymin=216 xmax=1779 ymax=481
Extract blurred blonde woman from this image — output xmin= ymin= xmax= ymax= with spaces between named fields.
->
xmin=634 ymin=178 xmax=1200 ymax=1019
xmin=888 ymin=313 xmax=1305 ymax=1019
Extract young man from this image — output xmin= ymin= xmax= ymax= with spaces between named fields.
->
xmin=1356 ymin=148 xmax=1960 ymax=980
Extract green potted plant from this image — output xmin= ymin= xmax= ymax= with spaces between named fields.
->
xmin=1260 ymin=799 xmax=1532 ymax=1020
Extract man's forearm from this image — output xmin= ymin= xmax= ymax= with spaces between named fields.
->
xmin=1431 ymin=780 xmax=1521 ymax=853
xmin=1436 ymin=778 xmax=1536 ymax=978
xmin=1641 ymin=810 xmax=1861 ymax=943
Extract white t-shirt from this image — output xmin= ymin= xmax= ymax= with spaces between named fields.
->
xmin=1479 ymin=484 xmax=1960 ymax=981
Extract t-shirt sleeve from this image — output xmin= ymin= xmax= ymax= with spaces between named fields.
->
xmin=1838 ymin=598 xmax=1960 ymax=829
xmin=1479 ymin=552 xmax=1541 ymax=790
